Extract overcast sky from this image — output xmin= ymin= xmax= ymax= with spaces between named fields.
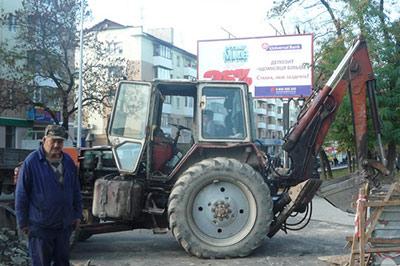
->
xmin=87 ymin=0 xmax=277 ymax=54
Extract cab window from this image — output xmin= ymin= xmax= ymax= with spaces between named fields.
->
xmin=201 ymin=87 xmax=246 ymax=139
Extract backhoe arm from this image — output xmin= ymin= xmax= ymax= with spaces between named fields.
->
xmin=283 ymin=36 xmax=386 ymax=185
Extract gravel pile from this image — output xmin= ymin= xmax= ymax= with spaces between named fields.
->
xmin=0 ymin=228 xmax=30 ymax=266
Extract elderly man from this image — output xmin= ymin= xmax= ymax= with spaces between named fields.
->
xmin=15 ymin=125 xmax=82 ymax=266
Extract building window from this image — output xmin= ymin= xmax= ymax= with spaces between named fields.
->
xmin=7 ymin=14 xmax=17 ymax=32
xmin=183 ymin=75 xmax=196 ymax=80
xmin=153 ymin=43 xmax=171 ymax=59
xmin=155 ymin=66 xmax=171 ymax=79
xmin=183 ymin=58 xmax=196 ymax=68
xmin=268 ymin=104 xmax=275 ymax=112
xmin=161 ymin=114 xmax=169 ymax=127
xmin=184 ymin=97 xmax=193 ymax=108
xmin=106 ymin=41 xmax=123 ymax=54
xmin=5 ymin=126 xmax=16 ymax=148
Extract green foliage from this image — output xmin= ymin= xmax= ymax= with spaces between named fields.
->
xmin=269 ymin=0 xmax=400 ymax=169
xmin=326 ymin=95 xmax=355 ymax=153
xmin=313 ymin=36 xmax=346 ymax=88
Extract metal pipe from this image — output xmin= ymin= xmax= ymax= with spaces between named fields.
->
xmin=367 ymin=79 xmax=387 ymax=166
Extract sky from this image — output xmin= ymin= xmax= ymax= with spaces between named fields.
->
xmin=87 ymin=0 xmax=277 ymax=54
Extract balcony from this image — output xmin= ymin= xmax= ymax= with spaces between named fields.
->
xmin=257 ymin=122 xmax=267 ymax=129
xmin=267 ymin=110 xmax=277 ymax=117
xmin=153 ymin=56 xmax=172 ymax=69
xmin=254 ymin=108 xmax=267 ymax=115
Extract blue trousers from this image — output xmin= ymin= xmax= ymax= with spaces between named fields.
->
xmin=28 ymin=228 xmax=71 ymax=266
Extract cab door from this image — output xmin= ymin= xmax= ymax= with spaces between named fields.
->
xmin=107 ymin=81 xmax=152 ymax=174
xmin=198 ymin=82 xmax=251 ymax=142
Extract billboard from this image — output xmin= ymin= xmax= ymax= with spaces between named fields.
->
xmin=197 ymin=34 xmax=313 ymax=98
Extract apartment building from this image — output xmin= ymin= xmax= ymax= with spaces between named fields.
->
xmin=254 ymin=98 xmax=300 ymax=155
xmin=86 ymin=20 xmax=197 ymax=145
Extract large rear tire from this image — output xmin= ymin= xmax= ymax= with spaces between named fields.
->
xmin=168 ymin=157 xmax=273 ymax=258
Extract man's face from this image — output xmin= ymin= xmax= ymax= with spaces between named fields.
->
xmin=43 ymin=137 xmax=64 ymax=158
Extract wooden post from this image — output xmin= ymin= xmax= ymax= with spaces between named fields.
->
xmin=359 ymin=186 xmax=366 ymax=266
xmin=350 ymin=185 xmax=367 ymax=266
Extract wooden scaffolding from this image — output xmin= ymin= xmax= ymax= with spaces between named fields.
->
xmin=348 ymin=182 xmax=400 ymax=266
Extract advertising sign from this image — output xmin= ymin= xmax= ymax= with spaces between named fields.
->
xmin=198 ymin=34 xmax=313 ymax=98
xmin=27 ymin=107 xmax=61 ymax=123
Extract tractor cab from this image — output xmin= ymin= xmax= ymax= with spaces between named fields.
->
xmin=107 ymin=80 xmax=254 ymax=178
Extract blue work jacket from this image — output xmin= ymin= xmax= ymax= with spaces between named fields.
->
xmin=15 ymin=145 xmax=82 ymax=234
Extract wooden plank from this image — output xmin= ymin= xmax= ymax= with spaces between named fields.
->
xmin=318 ymin=255 xmax=349 ymax=265
xmin=346 ymin=236 xmax=400 ymax=244
xmin=352 ymin=246 xmax=400 ymax=253
xmin=366 ymin=183 xmax=397 ymax=240
xmin=366 ymin=200 xmax=400 ymax=207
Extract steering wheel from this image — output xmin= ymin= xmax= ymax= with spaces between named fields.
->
xmin=168 ymin=123 xmax=192 ymax=146
xmin=168 ymin=123 xmax=191 ymax=131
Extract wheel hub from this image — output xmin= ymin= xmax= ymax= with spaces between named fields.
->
xmin=212 ymin=201 xmax=232 ymax=221
xmin=191 ymin=180 xmax=254 ymax=239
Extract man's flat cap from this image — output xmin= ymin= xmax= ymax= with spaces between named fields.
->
xmin=45 ymin=125 xmax=67 ymax=140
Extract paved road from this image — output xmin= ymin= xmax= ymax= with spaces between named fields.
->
xmin=70 ymin=197 xmax=355 ymax=266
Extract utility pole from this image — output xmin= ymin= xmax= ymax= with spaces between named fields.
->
xmin=77 ymin=0 xmax=84 ymax=148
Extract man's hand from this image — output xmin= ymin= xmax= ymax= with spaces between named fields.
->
xmin=21 ymin=227 xmax=29 ymax=235
xmin=72 ymin=219 xmax=81 ymax=230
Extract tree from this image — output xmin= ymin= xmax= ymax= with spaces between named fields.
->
xmin=267 ymin=0 xmax=400 ymax=174
xmin=0 ymin=0 xmax=128 ymax=132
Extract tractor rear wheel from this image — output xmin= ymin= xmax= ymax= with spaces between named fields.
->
xmin=168 ymin=157 xmax=273 ymax=258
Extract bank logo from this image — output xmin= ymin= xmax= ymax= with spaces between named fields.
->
xmin=223 ymin=45 xmax=248 ymax=63
xmin=261 ymin=43 xmax=302 ymax=51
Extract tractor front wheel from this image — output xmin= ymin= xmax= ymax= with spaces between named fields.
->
xmin=168 ymin=157 xmax=273 ymax=258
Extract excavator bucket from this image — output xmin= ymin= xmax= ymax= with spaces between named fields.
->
xmin=317 ymin=172 xmax=367 ymax=213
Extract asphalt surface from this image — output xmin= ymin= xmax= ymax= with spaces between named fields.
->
xmin=70 ymin=196 xmax=355 ymax=266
